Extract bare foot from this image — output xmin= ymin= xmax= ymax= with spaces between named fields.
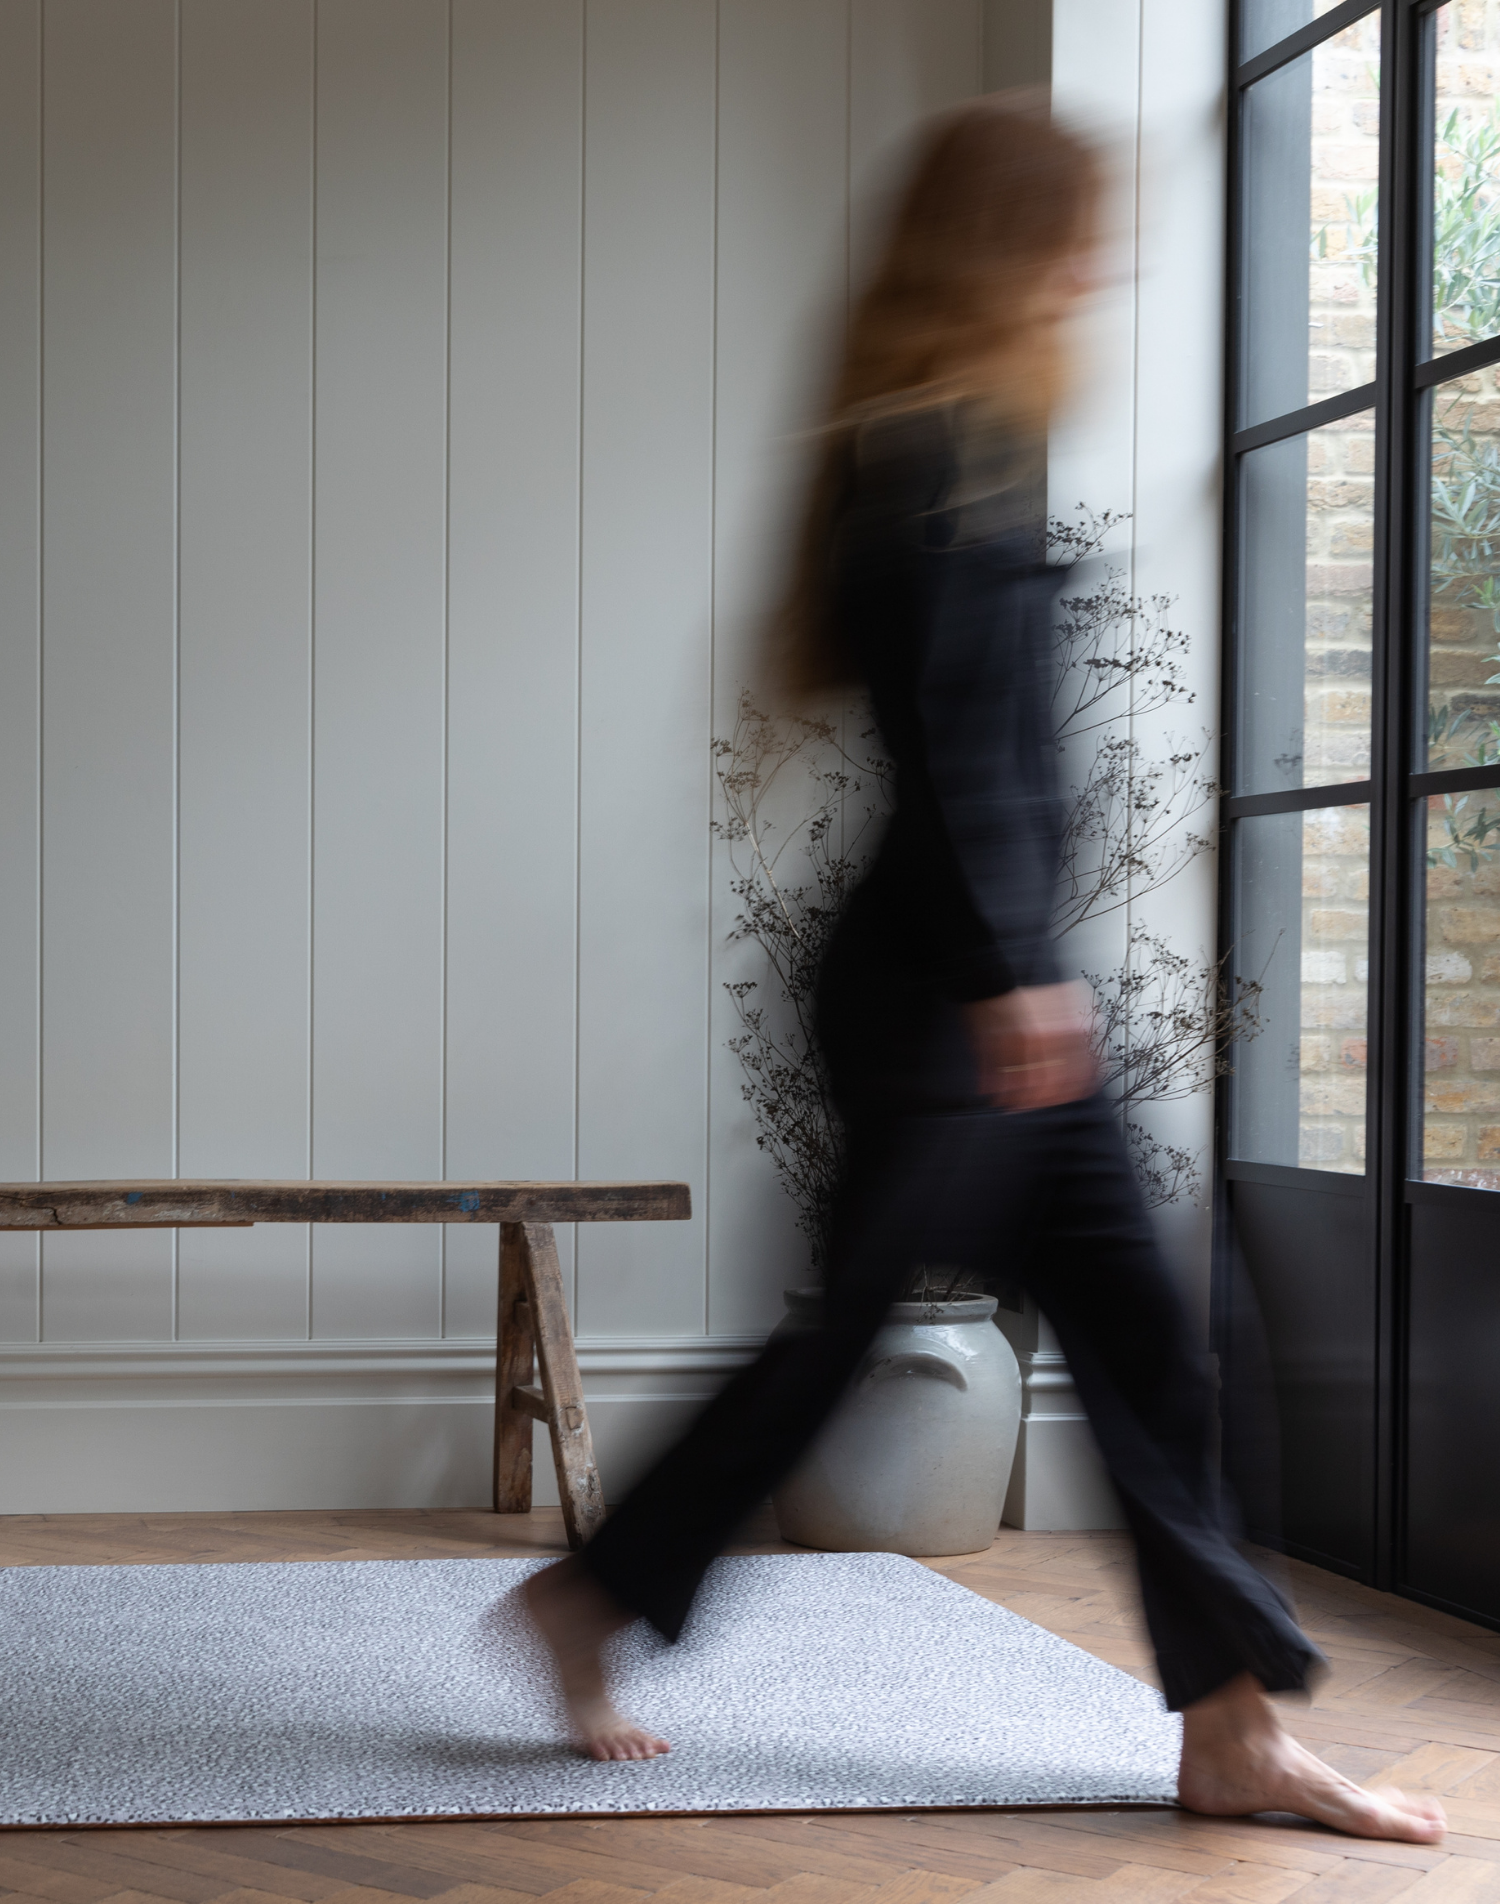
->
xmin=523 ymin=1558 xmax=670 ymax=1762
xmin=1179 ymin=1673 xmax=1445 ymax=1843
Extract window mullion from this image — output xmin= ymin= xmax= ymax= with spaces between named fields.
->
xmin=1369 ymin=0 xmax=1421 ymax=1595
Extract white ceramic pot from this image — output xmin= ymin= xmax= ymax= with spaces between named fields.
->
xmin=771 ymin=1288 xmax=1022 ymax=1557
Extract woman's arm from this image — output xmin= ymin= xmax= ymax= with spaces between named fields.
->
xmin=840 ymin=407 xmax=1097 ymax=1108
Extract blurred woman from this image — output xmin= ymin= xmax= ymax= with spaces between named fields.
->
xmin=527 ymin=94 xmax=1442 ymax=1845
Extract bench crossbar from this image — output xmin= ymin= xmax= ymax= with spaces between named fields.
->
xmin=0 ymin=1179 xmax=690 ymax=1229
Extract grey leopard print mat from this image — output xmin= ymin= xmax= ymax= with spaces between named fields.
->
xmin=0 ymin=1551 xmax=1180 ymax=1825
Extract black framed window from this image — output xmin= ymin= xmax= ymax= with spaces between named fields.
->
xmin=1227 ymin=1 xmax=1383 ymax=1183
xmin=1224 ymin=0 xmax=1500 ymax=1613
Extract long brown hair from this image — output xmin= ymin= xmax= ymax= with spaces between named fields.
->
xmin=778 ymin=93 xmax=1100 ymax=694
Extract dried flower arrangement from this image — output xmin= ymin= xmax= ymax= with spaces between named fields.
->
xmin=714 ymin=513 xmax=1262 ymax=1280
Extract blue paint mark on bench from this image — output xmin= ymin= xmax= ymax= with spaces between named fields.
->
xmin=457 ymin=1191 xmax=481 ymax=1213
xmin=126 ymin=1192 xmax=142 ymax=1205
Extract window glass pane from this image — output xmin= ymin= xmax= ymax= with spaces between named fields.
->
xmin=1239 ymin=410 xmax=1374 ymax=794
xmin=1422 ymin=788 xmax=1500 ymax=1187
xmin=1231 ymin=806 xmax=1370 ymax=1174
xmin=1241 ymin=0 xmax=1360 ymax=66
xmin=1240 ymin=13 xmax=1380 ymax=428
xmin=1431 ymin=2 xmax=1500 ymax=359
xmin=1426 ymin=378 xmax=1500 ymax=770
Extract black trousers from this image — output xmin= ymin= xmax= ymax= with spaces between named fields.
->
xmin=578 ymin=1085 xmax=1322 ymax=1712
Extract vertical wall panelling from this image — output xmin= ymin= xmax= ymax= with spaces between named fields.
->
xmin=708 ymin=0 xmax=983 ymax=1341
xmin=1054 ymin=0 xmax=1223 ymax=1307
xmin=40 ymin=0 xmax=179 ymax=1341
xmin=998 ymin=0 xmax=1145 ymax=1528
xmin=1050 ymin=0 xmax=1142 ymax=998
xmin=0 ymin=0 xmax=41 ymax=1340
xmin=1 ymin=0 xmax=1043 ymax=1509
xmin=707 ymin=0 xmax=855 ymax=1338
xmin=997 ymin=0 xmax=1223 ymax=1528
xmin=1050 ymin=0 xmax=1141 ymax=551
xmin=575 ymin=0 xmax=718 ymax=1339
xmin=310 ymin=0 xmax=450 ymax=1338
xmin=443 ymin=0 xmax=584 ymax=1341
xmin=982 ymin=0 xmax=1051 ymax=90
xmin=1127 ymin=0 xmax=1224 ymax=1318
xmin=849 ymin=0 xmax=983 ymax=276
xmin=176 ymin=0 xmax=314 ymax=1341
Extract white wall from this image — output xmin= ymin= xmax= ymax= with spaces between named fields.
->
xmin=995 ymin=0 xmax=1228 ymax=1528
xmin=0 ymin=0 xmax=1224 ymax=1525
xmin=983 ymin=0 xmax=1049 ymax=90
xmin=0 ymin=0 xmax=984 ymax=1512
xmin=1051 ymin=0 xmax=1227 ymax=1320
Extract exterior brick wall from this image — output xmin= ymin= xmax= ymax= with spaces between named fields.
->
xmin=1259 ymin=4 xmax=1500 ymax=1181
xmin=1421 ymin=0 xmax=1500 ymax=1187
xmin=1288 ymin=13 xmax=1379 ymax=1172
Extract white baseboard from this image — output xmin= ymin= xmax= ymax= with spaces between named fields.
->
xmin=0 ymin=1332 xmax=1127 ymax=1529
xmin=0 ymin=1337 xmax=761 ymax=1515
xmin=1000 ymin=1345 xmax=1125 ymax=1532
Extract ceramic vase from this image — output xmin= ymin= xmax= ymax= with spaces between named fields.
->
xmin=770 ymin=1287 xmax=1023 ymax=1556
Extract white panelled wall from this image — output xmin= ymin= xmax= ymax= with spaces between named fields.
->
xmin=0 ymin=0 xmax=1224 ymax=1524
xmin=0 ymin=0 xmax=984 ymax=1511
xmin=996 ymin=0 xmax=1229 ymax=1528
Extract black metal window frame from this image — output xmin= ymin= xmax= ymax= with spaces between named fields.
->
xmin=1220 ymin=0 xmax=1500 ymax=1593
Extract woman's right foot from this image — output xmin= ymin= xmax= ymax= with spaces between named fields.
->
xmin=523 ymin=1558 xmax=670 ymax=1762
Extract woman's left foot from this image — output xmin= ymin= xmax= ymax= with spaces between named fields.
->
xmin=1179 ymin=1673 xmax=1445 ymax=1843
xmin=523 ymin=1558 xmax=671 ymax=1762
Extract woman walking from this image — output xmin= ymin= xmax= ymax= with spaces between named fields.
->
xmin=527 ymin=94 xmax=1443 ymax=1845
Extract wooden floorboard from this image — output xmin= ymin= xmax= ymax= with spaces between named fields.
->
xmin=4 ymin=1510 xmax=1499 ymax=1900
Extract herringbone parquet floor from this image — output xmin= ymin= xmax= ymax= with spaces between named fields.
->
xmin=4 ymin=1509 xmax=1500 ymax=1902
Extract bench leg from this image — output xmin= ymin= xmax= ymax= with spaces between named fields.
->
xmin=493 ymin=1222 xmax=535 ymax=1512
xmin=492 ymin=1219 xmax=606 ymax=1551
xmin=522 ymin=1221 xmax=606 ymax=1549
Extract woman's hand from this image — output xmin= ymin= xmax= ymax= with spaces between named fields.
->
xmin=964 ymin=981 xmax=1099 ymax=1111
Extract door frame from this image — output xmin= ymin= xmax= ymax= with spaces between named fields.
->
xmin=1217 ymin=0 xmax=1500 ymax=1620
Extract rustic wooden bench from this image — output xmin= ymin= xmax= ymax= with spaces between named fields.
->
xmin=0 ymin=1178 xmax=692 ymax=1550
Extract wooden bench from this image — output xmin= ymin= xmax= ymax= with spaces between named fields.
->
xmin=0 ymin=1178 xmax=691 ymax=1550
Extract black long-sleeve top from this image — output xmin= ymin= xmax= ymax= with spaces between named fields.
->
xmin=829 ymin=401 xmax=1065 ymax=1002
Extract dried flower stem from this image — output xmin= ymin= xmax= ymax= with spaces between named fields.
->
xmin=717 ymin=512 xmax=1261 ymax=1273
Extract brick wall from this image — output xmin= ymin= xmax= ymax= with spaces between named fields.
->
xmin=1421 ymin=0 xmax=1500 ymax=1187
xmin=1271 ymin=4 xmax=1500 ymax=1180
xmin=1287 ymin=12 xmax=1379 ymax=1172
